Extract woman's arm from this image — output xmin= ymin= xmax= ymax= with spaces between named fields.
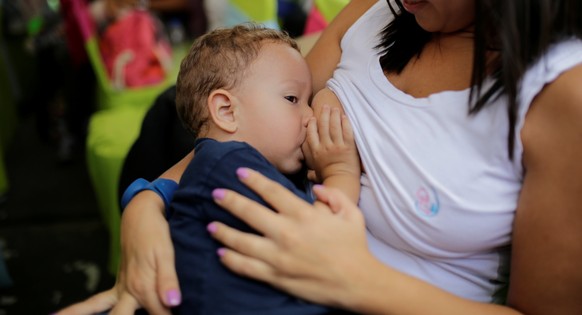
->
xmin=305 ymin=0 xmax=378 ymax=93
xmin=113 ymin=151 xmax=193 ymax=311
xmin=158 ymin=150 xmax=192 ymax=182
xmin=507 ymin=64 xmax=582 ymax=314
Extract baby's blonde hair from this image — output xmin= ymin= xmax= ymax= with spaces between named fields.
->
xmin=176 ymin=24 xmax=299 ymax=138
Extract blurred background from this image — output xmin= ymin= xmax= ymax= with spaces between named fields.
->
xmin=0 ymin=0 xmax=346 ymax=313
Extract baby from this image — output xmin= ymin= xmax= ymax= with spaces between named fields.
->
xmin=133 ymin=24 xmax=359 ymax=314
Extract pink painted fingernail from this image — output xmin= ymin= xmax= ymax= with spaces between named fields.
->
xmin=313 ymin=184 xmax=324 ymax=191
xmin=166 ymin=289 xmax=182 ymax=306
xmin=236 ymin=167 xmax=250 ymax=179
xmin=212 ymin=188 xmax=226 ymax=200
xmin=207 ymin=222 xmax=218 ymax=233
xmin=217 ymin=248 xmax=226 ymax=257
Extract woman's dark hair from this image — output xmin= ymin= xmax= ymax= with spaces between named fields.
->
xmin=377 ymin=0 xmax=582 ymax=159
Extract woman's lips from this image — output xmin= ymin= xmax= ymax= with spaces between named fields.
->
xmin=402 ymin=0 xmax=427 ymax=14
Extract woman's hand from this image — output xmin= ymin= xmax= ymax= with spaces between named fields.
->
xmin=52 ymin=288 xmax=118 ymax=315
xmin=54 ymin=191 xmax=181 ymax=315
xmin=207 ymin=168 xmax=374 ymax=309
xmin=114 ymin=190 xmax=181 ymax=314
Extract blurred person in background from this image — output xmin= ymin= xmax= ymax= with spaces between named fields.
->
xmin=149 ymin=0 xmax=207 ymax=40
xmin=94 ymin=0 xmax=172 ymax=89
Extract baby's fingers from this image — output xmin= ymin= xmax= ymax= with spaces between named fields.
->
xmin=341 ymin=114 xmax=355 ymax=143
xmin=327 ymin=107 xmax=344 ymax=144
xmin=316 ymin=105 xmax=332 ymax=145
xmin=305 ymin=117 xmax=320 ymax=152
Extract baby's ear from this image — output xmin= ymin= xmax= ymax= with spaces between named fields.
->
xmin=207 ymin=89 xmax=238 ymax=133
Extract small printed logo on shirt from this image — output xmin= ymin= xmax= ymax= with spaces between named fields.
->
xmin=415 ymin=186 xmax=440 ymax=217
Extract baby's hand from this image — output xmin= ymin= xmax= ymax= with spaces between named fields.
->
xmin=303 ymin=104 xmax=360 ymax=183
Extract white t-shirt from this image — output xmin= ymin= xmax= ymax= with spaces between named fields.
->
xmin=328 ymin=0 xmax=582 ymax=302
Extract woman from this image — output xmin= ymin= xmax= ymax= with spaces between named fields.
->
xmin=57 ymin=0 xmax=582 ymax=314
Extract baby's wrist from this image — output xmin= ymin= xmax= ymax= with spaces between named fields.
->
xmin=320 ymin=162 xmax=360 ymax=181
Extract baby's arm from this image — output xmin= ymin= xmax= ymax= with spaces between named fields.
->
xmin=304 ymin=88 xmax=361 ymax=204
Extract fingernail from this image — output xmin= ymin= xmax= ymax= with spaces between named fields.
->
xmin=166 ymin=289 xmax=182 ymax=306
xmin=313 ymin=184 xmax=324 ymax=190
xmin=217 ymin=248 xmax=226 ymax=257
xmin=207 ymin=222 xmax=218 ymax=233
xmin=236 ymin=167 xmax=249 ymax=179
xmin=212 ymin=188 xmax=226 ymax=200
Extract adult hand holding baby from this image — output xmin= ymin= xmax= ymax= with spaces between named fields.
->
xmin=208 ymin=168 xmax=374 ymax=310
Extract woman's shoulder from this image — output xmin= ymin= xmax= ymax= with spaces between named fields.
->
xmin=518 ymin=38 xmax=582 ymax=123
xmin=523 ymin=38 xmax=582 ymax=87
xmin=306 ymin=0 xmax=381 ymax=91
xmin=528 ymin=60 xmax=582 ymax=121
xmin=521 ymin=61 xmax=582 ymax=167
xmin=331 ymin=0 xmax=380 ymax=36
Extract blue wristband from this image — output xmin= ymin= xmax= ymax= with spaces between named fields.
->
xmin=120 ymin=178 xmax=179 ymax=210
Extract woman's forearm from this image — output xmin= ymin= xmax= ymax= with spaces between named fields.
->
xmin=159 ymin=150 xmax=193 ymax=182
xmin=344 ymin=258 xmax=521 ymax=315
xmin=122 ymin=151 xmax=192 ymax=215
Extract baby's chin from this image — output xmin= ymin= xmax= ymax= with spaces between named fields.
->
xmin=277 ymin=159 xmax=306 ymax=176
